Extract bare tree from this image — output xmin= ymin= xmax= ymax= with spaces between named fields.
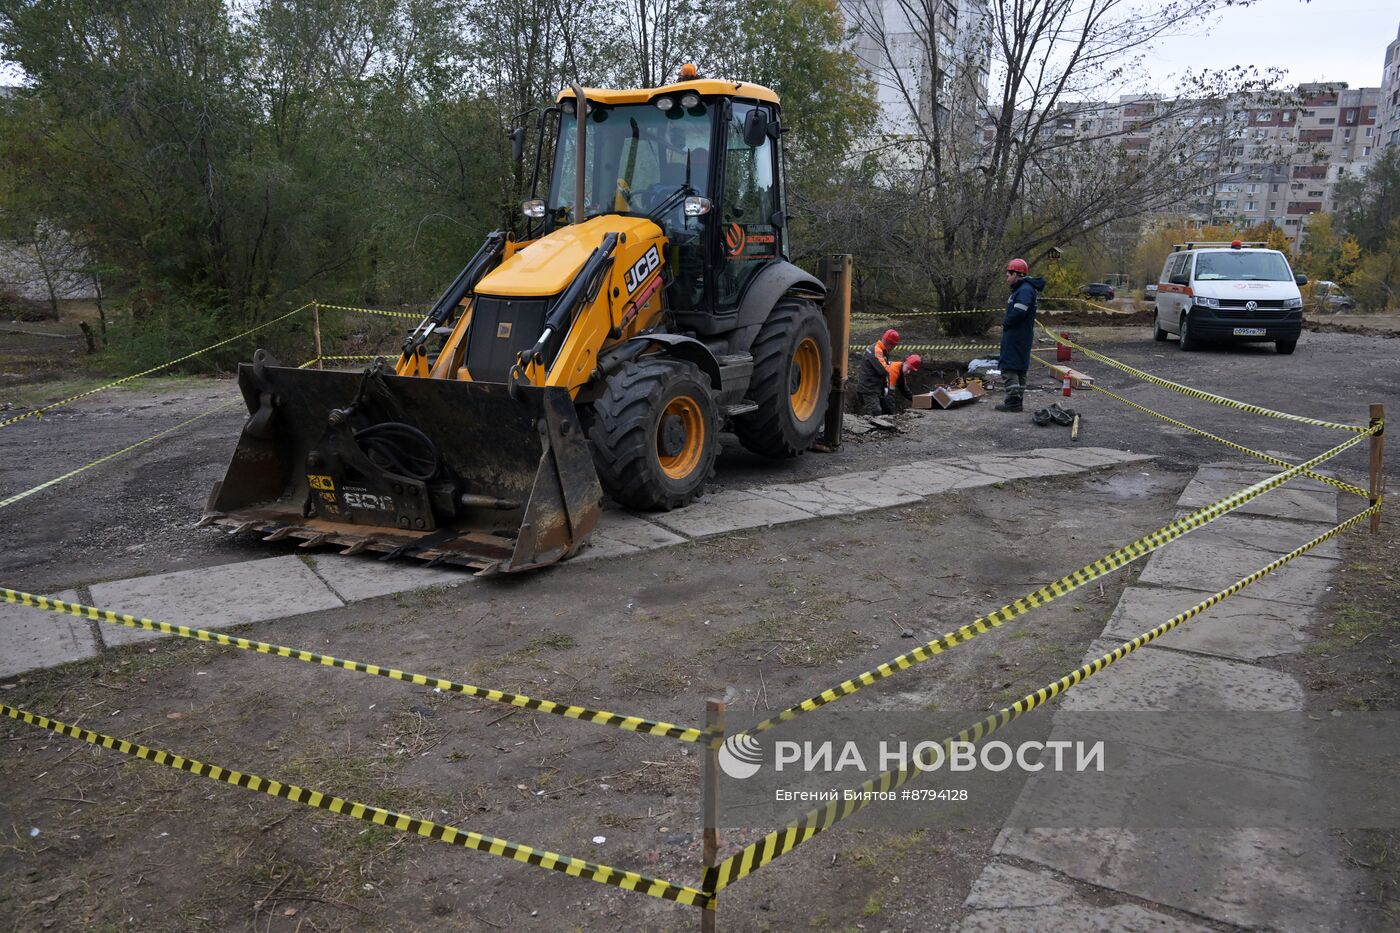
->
xmin=840 ymin=0 xmax=1281 ymax=325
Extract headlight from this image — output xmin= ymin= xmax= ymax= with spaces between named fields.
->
xmin=521 ymin=198 xmax=546 ymax=219
xmin=1193 ymin=296 xmax=1220 ymax=308
xmin=654 ymin=96 xmax=674 ymax=111
xmin=680 ymin=92 xmax=701 ymax=109
xmin=1283 ymin=297 xmax=1303 ymax=309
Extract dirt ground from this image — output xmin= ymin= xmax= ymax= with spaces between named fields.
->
xmin=2 ymin=311 xmax=1397 ymax=931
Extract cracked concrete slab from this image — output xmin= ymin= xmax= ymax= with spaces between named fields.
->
xmin=806 ymin=472 xmax=926 ymax=506
xmin=875 ymin=461 xmax=986 ymax=496
xmin=649 ymin=489 xmax=816 ymax=537
xmin=593 ymin=512 xmax=688 ymax=550
xmin=756 ymin=479 xmax=867 ymax=516
xmin=1194 ymin=465 xmax=1338 ymax=494
xmin=995 ymin=827 xmax=1365 ymax=931
xmin=92 ymin=556 xmax=344 ymax=646
xmin=306 ymin=555 xmax=462 ymax=601
xmin=0 ymin=589 xmax=96 ymax=677
xmin=1027 ymin=447 xmax=1154 ymax=469
xmin=1060 ymin=638 xmax=1303 ymax=712
xmin=1177 ymin=478 xmax=1338 ymax=522
xmin=1137 ymin=541 xmax=1337 ymax=606
xmin=1103 ymin=585 xmax=1312 ymax=661
xmin=1172 ymin=511 xmax=1341 ymax=560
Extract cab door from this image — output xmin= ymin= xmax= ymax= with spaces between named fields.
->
xmin=715 ymin=101 xmax=781 ymax=312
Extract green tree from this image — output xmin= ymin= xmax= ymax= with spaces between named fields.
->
xmin=1334 ymin=146 xmax=1400 ymax=253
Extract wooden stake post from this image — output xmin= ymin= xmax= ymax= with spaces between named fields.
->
xmin=1371 ymin=403 xmax=1385 ymax=534
xmin=817 ymin=254 xmax=853 ymax=450
xmin=312 ymin=301 xmax=323 ymax=369
xmin=701 ymin=695 xmax=727 ymax=932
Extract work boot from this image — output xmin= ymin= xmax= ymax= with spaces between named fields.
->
xmin=994 ymin=398 xmax=1023 ymax=413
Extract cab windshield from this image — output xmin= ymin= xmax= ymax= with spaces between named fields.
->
xmin=548 ymin=102 xmax=712 ymax=234
xmin=1194 ymin=251 xmax=1293 ymax=282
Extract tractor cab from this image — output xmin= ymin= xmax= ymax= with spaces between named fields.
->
xmin=521 ymin=72 xmax=786 ymax=327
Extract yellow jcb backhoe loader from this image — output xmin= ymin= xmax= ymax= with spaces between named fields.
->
xmin=203 ymin=67 xmax=852 ymax=573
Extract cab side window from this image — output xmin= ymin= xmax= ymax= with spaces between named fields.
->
xmin=717 ymin=102 xmax=779 ymax=309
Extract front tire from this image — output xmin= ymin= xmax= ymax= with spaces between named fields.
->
xmin=1178 ymin=313 xmax=1200 ymax=351
xmin=733 ymin=298 xmax=832 ymax=458
xmin=1276 ymin=338 xmax=1297 ymax=355
xmin=1153 ymin=308 xmax=1167 ymax=341
xmin=589 ymin=359 xmax=719 ymax=511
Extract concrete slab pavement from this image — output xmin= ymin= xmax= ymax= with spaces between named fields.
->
xmin=959 ymin=462 xmax=1366 ymax=932
xmin=91 ymin=556 xmax=344 ymax=646
xmin=0 ymin=589 xmax=95 ymax=677
xmin=3 ymin=445 xmax=1153 ymax=675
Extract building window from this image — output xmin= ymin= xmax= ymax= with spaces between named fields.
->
xmin=1364 ymin=145 xmax=1373 ymax=156
xmin=1245 ymin=201 xmax=1258 ymax=211
xmin=1366 ymin=126 xmax=1373 ymax=137
xmin=1320 ymin=117 xmax=1335 ymax=125
xmin=1269 ymin=202 xmax=1277 ymax=210
xmin=1282 ymin=111 xmax=1293 ymax=120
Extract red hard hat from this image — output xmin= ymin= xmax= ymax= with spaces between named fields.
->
xmin=882 ymin=329 xmax=900 ymax=347
xmin=903 ymin=353 xmax=922 ymax=373
xmin=1006 ymin=258 xmax=1029 ymax=274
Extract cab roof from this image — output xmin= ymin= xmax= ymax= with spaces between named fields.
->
xmin=557 ymin=78 xmax=779 ymax=106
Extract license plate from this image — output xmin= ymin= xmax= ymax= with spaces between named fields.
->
xmin=1233 ymin=327 xmax=1266 ymax=336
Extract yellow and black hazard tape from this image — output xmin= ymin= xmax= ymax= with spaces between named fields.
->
xmin=317 ymin=301 xmax=422 ymax=320
xmin=0 ymin=398 xmax=243 ymax=510
xmin=0 ymin=588 xmax=706 ymax=746
xmin=706 ymin=500 xmax=1380 ymax=894
xmin=737 ymin=423 xmax=1378 ymax=739
xmin=314 ymin=354 xmax=384 ymax=363
xmin=0 ymin=302 xmax=313 ymax=430
xmin=1065 ymin=370 xmax=1372 ymax=499
xmin=846 ymin=343 xmax=999 ymax=356
xmin=1041 ymin=327 xmax=1366 ymax=433
xmin=852 ymin=308 xmax=1001 ymax=319
xmin=1 ymin=703 xmax=712 ymax=909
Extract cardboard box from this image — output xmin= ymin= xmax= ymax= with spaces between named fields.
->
xmin=921 ymin=382 xmax=986 ymax=409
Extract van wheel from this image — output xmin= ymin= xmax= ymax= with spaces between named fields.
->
xmin=1178 ymin=313 xmax=1199 ymax=351
xmin=1153 ymin=308 xmax=1167 ymax=341
xmin=1276 ymin=338 xmax=1297 ymax=355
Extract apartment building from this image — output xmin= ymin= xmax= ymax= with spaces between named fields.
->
xmin=842 ymin=0 xmax=990 ymax=141
xmin=1380 ymin=23 xmax=1400 ymax=149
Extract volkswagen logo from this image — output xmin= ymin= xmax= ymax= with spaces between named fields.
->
xmin=1245 ymin=300 xmax=1257 ymax=311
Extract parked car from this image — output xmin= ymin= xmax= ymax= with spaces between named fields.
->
xmin=1144 ymin=284 xmax=1158 ymax=301
xmin=1082 ymin=283 xmax=1116 ymax=300
xmin=1311 ymin=280 xmax=1356 ymax=313
xmin=1153 ymin=241 xmax=1305 ymax=354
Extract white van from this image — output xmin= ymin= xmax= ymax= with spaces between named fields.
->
xmin=1153 ymin=241 xmax=1307 ymax=354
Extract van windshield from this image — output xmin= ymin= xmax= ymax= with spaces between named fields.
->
xmin=1194 ymin=252 xmax=1292 ymax=282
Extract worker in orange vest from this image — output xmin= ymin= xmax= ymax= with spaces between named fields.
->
xmin=856 ymin=329 xmax=921 ymax=415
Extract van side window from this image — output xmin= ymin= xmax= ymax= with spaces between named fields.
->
xmin=1167 ymin=254 xmax=1189 ymax=282
xmin=1160 ymin=255 xmax=1175 ymax=283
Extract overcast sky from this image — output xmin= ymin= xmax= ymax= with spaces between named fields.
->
xmin=1 ymin=1 xmax=1398 ymax=92
xmin=1150 ymin=0 xmax=1399 ymax=91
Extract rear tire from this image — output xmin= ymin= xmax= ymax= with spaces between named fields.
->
xmin=1276 ymin=338 xmax=1297 ymax=355
xmin=733 ymin=298 xmax=832 ymax=458
xmin=1153 ymin=308 xmax=1167 ymax=341
xmin=589 ymin=359 xmax=718 ymax=511
xmin=1178 ymin=313 xmax=1199 ymax=351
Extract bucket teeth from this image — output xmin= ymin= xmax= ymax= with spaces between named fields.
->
xmin=340 ymin=538 xmax=374 ymax=556
xmin=194 ymin=513 xmax=222 ymax=529
xmin=299 ymin=532 xmax=335 ymax=549
xmin=262 ymin=527 xmax=295 ymax=542
xmin=229 ymin=521 xmax=257 ymax=536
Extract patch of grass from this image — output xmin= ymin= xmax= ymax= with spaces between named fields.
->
xmin=469 ymin=629 xmax=577 ymax=676
xmin=862 ymin=893 xmax=883 ymax=916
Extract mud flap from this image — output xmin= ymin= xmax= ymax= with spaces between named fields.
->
xmin=204 ymin=359 xmax=601 ymax=573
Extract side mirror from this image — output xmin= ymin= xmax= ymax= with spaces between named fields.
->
xmin=743 ymin=108 xmax=769 ymax=147
xmin=1170 ymin=273 xmax=1189 ymax=286
xmin=509 ymin=127 xmax=526 ymax=162
xmin=1295 ymin=273 xmax=1308 ymax=286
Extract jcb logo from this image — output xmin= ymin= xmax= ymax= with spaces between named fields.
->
xmin=623 ymin=245 xmax=661 ymax=294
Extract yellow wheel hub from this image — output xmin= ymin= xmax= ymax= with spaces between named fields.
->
xmin=657 ymin=396 xmax=705 ymax=480
xmin=790 ymin=337 xmax=821 ymax=421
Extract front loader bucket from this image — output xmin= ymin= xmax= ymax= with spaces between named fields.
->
xmin=202 ymin=355 xmax=601 ymax=573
